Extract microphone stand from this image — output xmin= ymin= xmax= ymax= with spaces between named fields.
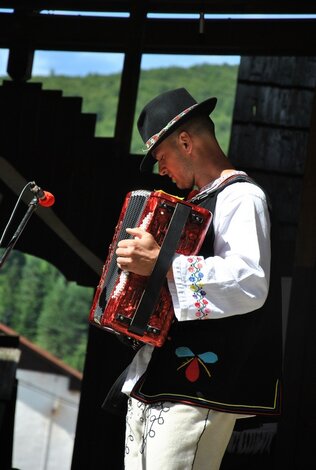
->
xmin=0 ymin=195 xmax=40 ymax=269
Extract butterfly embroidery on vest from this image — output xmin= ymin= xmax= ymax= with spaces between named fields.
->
xmin=175 ymin=346 xmax=218 ymax=382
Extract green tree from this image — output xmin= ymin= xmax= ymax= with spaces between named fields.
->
xmin=0 ymin=250 xmax=25 ymax=326
xmin=12 ymin=254 xmax=61 ymax=339
xmin=36 ymin=275 xmax=68 ymax=355
xmin=65 ymin=333 xmax=88 ymax=371
xmin=36 ymin=276 xmax=92 ymax=368
xmin=59 ymin=280 xmax=93 ymax=361
xmin=1 ymin=249 xmax=92 ymax=371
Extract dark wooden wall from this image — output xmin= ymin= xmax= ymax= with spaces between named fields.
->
xmin=229 ymin=56 xmax=316 ymax=276
xmin=0 ymin=4 xmax=316 ymax=470
xmin=229 ymin=56 xmax=316 ymax=469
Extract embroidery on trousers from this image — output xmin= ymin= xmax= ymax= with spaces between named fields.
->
xmin=125 ymin=398 xmax=140 ymax=456
xmin=176 ymin=346 xmax=218 ymax=382
xmin=125 ymin=399 xmax=171 ymax=456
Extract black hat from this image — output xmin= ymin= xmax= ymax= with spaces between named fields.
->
xmin=137 ymin=87 xmax=217 ymax=172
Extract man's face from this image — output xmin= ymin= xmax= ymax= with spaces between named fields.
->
xmin=152 ymin=133 xmax=194 ymax=190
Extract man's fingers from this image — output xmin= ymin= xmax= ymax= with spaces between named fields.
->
xmin=126 ymin=227 xmax=146 ymax=238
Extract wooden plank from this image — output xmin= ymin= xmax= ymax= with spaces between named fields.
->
xmin=243 ymin=171 xmax=303 ymax=226
xmin=229 ymin=125 xmax=308 ymax=174
xmin=233 ymin=84 xmax=314 ymax=128
xmin=238 ymin=57 xmax=316 ymax=88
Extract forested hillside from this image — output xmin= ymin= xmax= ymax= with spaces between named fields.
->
xmin=0 ymin=249 xmax=93 ymax=371
xmin=30 ymin=63 xmax=238 ymax=153
xmin=0 ymin=64 xmax=239 ymax=371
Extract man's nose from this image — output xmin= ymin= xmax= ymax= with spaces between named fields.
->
xmin=158 ymin=163 xmax=167 ymax=176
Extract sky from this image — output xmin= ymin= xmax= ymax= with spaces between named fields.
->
xmin=0 ymin=49 xmax=241 ymax=77
xmin=0 ymin=11 xmax=314 ymax=77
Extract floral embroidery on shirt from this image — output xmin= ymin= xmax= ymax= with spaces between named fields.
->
xmin=187 ymin=256 xmax=211 ymax=318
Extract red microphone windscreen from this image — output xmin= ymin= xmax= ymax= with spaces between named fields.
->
xmin=39 ymin=191 xmax=55 ymax=207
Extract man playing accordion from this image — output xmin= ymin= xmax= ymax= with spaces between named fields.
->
xmin=110 ymin=88 xmax=282 ymax=470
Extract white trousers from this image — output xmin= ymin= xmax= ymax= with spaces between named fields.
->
xmin=124 ymin=398 xmax=236 ymax=470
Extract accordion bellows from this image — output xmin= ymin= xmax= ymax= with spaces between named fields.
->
xmin=89 ymin=190 xmax=212 ymax=347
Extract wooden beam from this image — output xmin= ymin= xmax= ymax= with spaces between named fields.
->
xmin=114 ymin=4 xmax=146 ymax=154
xmin=0 ymin=0 xmax=316 ymax=15
xmin=0 ymin=13 xmax=316 ymax=56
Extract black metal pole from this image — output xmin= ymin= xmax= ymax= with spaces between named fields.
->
xmin=0 ymin=196 xmax=39 ymax=269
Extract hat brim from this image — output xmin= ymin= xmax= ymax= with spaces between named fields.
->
xmin=139 ymin=96 xmax=217 ymax=173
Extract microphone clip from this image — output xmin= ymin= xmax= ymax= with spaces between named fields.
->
xmin=29 ymin=181 xmax=55 ymax=207
xmin=29 ymin=181 xmax=45 ymax=199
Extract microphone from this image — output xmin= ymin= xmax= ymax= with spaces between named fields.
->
xmin=30 ymin=182 xmax=55 ymax=207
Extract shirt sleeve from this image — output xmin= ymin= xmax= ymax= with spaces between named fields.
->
xmin=167 ymin=182 xmax=271 ymax=321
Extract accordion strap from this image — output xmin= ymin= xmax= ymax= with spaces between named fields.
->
xmin=128 ymin=202 xmax=192 ymax=337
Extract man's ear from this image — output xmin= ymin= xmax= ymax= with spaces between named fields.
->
xmin=178 ymin=130 xmax=192 ymax=153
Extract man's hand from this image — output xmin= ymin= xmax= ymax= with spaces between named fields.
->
xmin=116 ymin=227 xmax=160 ymax=276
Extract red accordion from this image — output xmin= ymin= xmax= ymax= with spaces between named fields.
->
xmin=89 ymin=189 xmax=212 ymax=347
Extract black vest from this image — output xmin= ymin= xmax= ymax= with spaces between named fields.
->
xmin=131 ymin=176 xmax=283 ymax=416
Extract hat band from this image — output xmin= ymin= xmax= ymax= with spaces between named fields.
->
xmin=144 ymin=103 xmax=198 ymax=151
